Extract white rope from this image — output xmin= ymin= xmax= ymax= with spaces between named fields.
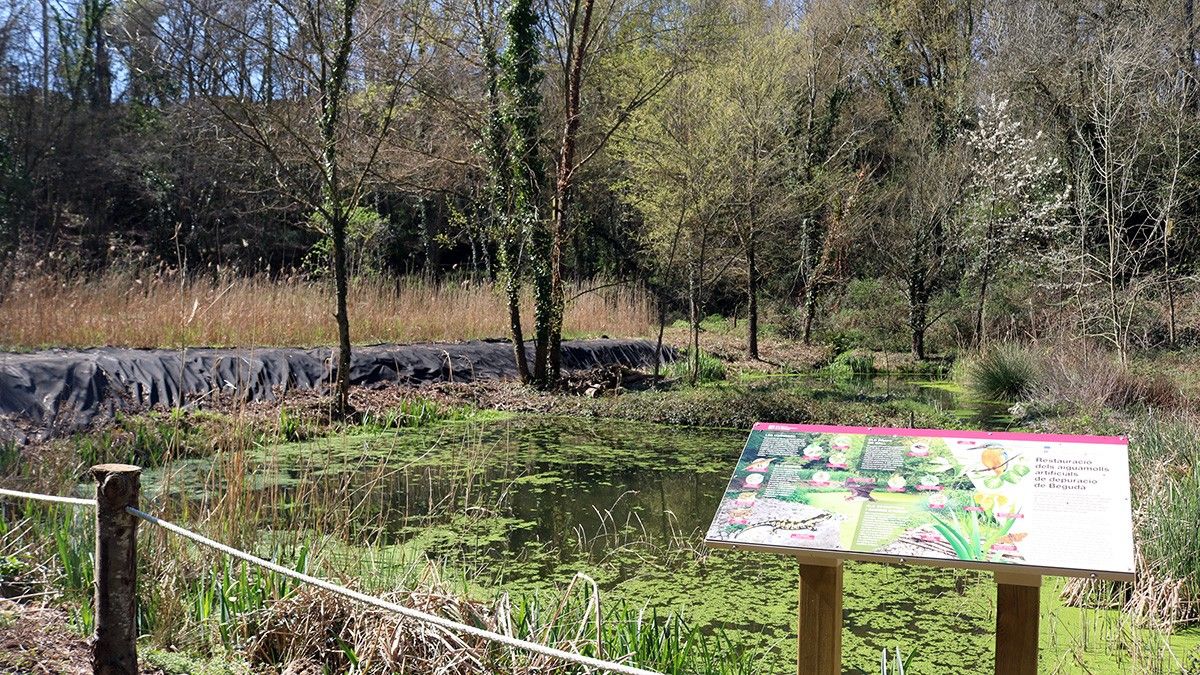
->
xmin=0 ymin=487 xmax=96 ymax=507
xmin=126 ymin=506 xmax=663 ymax=675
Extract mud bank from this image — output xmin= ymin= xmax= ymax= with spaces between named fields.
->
xmin=0 ymin=339 xmax=673 ymax=440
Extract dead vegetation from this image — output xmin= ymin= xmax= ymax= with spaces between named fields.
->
xmin=0 ymin=271 xmax=655 ymax=350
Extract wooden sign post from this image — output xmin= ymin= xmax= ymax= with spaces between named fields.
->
xmin=797 ymin=560 xmax=842 ymax=675
xmin=708 ymin=423 xmax=1135 ymax=675
xmin=994 ymin=572 xmax=1041 ymax=675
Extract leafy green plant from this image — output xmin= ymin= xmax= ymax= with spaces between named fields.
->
xmin=824 ymin=350 xmax=876 ymax=379
xmin=666 ymin=349 xmax=726 ymax=384
xmin=929 ymin=505 xmax=1018 ymax=561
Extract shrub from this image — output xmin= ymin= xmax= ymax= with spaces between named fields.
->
xmin=960 ymin=344 xmax=1041 ymax=401
xmin=821 ymin=279 xmax=910 ymax=352
xmin=1034 ymin=341 xmax=1182 ymax=411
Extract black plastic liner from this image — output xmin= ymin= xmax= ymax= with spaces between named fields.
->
xmin=0 ymin=339 xmax=673 ymax=440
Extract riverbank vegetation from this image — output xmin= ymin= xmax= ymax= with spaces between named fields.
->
xmin=4 ymin=378 xmax=1200 ymax=672
xmin=4 ymin=0 xmax=1200 ymax=382
xmin=0 ymin=271 xmax=655 ymax=350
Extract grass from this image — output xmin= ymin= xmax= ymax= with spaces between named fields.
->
xmin=1 ymin=408 xmax=759 ymax=674
xmin=1062 ymin=412 xmax=1200 ymax=628
xmin=959 ymin=344 xmax=1041 ymax=401
xmin=0 ymin=270 xmax=655 ymax=349
xmin=823 ymin=350 xmax=876 ymax=379
xmin=665 ymin=349 xmax=727 ymax=383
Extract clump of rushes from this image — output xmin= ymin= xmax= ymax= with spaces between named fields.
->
xmin=1064 ymin=412 xmax=1200 ymax=627
xmin=666 ymin=349 xmax=727 ymax=384
xmin=960 ymin=344 xmax=1041 ymax=401
xmin=823 ymin=350 xmax=876 ymax=380
xmin=245 ymin=572 xmax=759 ymax=674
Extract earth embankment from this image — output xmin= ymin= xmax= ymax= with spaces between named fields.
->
xmin=0 ymin=339 xmax=672 ymax=440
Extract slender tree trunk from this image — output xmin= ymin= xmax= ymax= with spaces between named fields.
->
xmin=909 ymin=282 xmax=928 ymax=360
xmin=319 ymin=0 xmax=359 ymax=415
xmin=688 ymin=263 xmax=699 ymax=385
xmin=41 ymin=0 xmax=50 ymax=108
xmin=1164 ymin=226 xmax=1177 ymax=347
xmin=543 ymin=0 xmax=596 ymax=386
xmin=332 ymin=211 xmax=352 ymax=413
xmin=746 ymin=229 xmax=759 ymax=359
xmin=263 ymin=5 xmax=274 ymax=103
xmin=653 ymin=213 xmax=685 ymax=382
xmin=654 ymin=299 xmax=668 ymax=380
xmin=505 ymin=265 xmax=531 ymax=382
xmin=973 ymin=250 xmax=992 ymax=350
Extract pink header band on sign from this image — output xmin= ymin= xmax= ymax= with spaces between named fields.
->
xmin=750 ymin=422 xmax=1126 ymax=446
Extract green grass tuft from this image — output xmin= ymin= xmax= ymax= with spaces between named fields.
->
xmin=960 ymin=345 xmax=1040 ymax=402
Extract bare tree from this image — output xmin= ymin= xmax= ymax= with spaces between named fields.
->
xmin=146 ymin=0 xmax=421 ymax=413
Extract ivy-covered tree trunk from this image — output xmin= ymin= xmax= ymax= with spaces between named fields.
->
xmin=500 ymin=0 xmax=548 ymax=387
xmin=908 ymin=268 xmax=931 ymax=361
xmin=480 ymin=11 xmax=530 ymax=383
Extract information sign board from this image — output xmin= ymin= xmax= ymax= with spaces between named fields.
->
xmin=705 ymin=423 xmax=1135 ymax=580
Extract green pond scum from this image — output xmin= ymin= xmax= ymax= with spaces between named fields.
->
xmin=126 ymin=375 xmax=1196 ymax=674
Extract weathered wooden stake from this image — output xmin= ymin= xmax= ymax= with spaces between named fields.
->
xmin=797 ymin=559 xmax=842 ymax=675
xmin=91 ymin=463 xmax=141 ymax=675
xmin=994 ymin=572 xmax=1041 ymax=675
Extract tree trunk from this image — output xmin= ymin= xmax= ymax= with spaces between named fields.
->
xmin=802 ymin=285 xmax=818 ymax=345
xmin=689 ymin=264 xmax=700 ymax=385
xmin=653 ymin=295 xmax=668 ymax=380
xmin=543 ymin=0 xmax=596 ymax=386
xmin=746 ymin=229 xmax=759 ymax=359
xmin=505 ymin=267 xmax=531 ymax=382
xmin=531 ymin=223 xmax=553 ymax=386
xmin=1164 ymin=225 xmax=1177 ymax=348
xmin=41 ymin=0 xmax=50 ymax=109
xmin=909 ymin=283 xmax=928 ymax=360
xmin=973 ymin=254 xmax=991 ymax=350
xmin=332 ymin=213 xmax=352 ymax=414
xmin=263 ymin=5 xmax=274 ymax=103
xmin=319 ymin=0 xmax=359 ymax=416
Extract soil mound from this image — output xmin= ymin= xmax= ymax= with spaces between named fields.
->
xmin=0 ymin=339 xmax=673 ymax=440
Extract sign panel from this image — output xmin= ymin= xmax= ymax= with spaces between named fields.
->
xmin=705 ymin=423 xmax=1135 ymax=580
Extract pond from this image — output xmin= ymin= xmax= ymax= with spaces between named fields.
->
xmin=147 ymin=378 xmax=1190 ymax=674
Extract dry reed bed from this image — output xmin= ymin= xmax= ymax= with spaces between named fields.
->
xmin=0 ymin=273 xmax=655 ymax=349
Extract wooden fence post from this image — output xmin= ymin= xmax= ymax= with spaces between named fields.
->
xmin=91 ymin=463 xmax=141 ymax=675
xmin=797 ymin=559 xmax=843 ymax=675
xmin=994 ymin=572 xmax=1041 ymax=675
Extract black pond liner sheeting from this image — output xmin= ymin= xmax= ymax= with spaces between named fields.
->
xmin=0 ymin=338 xmax=674 ymax=441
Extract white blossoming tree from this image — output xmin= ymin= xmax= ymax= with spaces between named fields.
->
xmin=964 ymin=96 xmax=1070 ymax=348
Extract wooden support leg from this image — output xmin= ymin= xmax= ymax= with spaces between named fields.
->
xmin=994 ymin=572 xmax=1041 ymax=675
xmin=797 ymin=559 xmax=843 ymax=675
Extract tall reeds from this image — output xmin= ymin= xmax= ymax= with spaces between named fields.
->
xmin=0 ymin=270 xmax=655 ymax=349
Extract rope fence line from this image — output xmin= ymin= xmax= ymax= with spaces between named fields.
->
xmin=0 ymin=485 xmax=664 ymax=675
xmin=0 ymin=487 xmax=96 ymax=507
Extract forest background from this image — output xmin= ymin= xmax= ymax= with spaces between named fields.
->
xmin=0 ymin=0 xmax=1196 ymax=397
